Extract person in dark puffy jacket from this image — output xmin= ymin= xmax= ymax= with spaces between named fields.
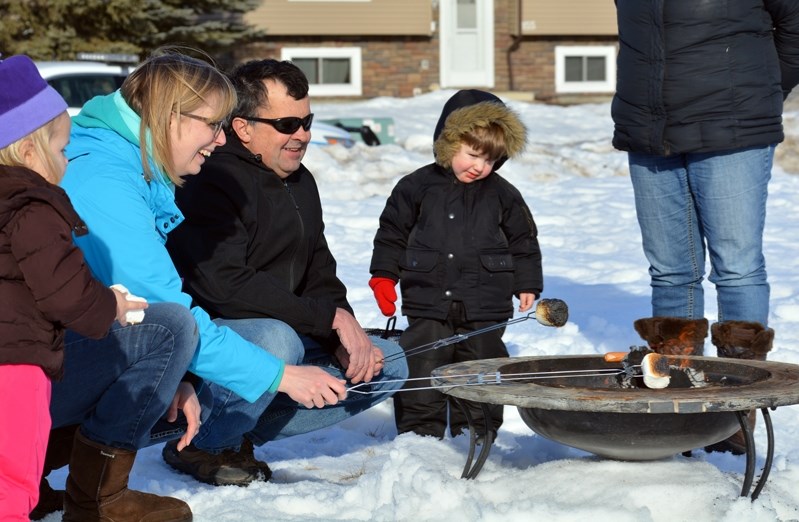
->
xmin=369 ymin=89 xmax=543 ymax=439
xmin=612 ymin=0 xmax=799 ymax=454
xmin=0 ymin=55 xmax=146 ymax=521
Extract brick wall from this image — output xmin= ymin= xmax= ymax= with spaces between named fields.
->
xmin=235 ymin=35 xmax=441 ymax=100
xmin=235 ymin=4 xmax=617 ymax=104
xmin=503 ymin=36 xmax=617 ymax=102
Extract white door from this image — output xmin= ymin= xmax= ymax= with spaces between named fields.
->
xmin=439 ymin=0 xmax=495 ymax=88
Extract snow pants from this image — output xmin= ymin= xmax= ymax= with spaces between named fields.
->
xmin=0 ymin=364 xmax=51 ymax=521
xmin=394 ymin=302 xmax=507 ymax=438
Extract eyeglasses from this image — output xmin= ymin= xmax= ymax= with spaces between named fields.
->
xmin=180 ymin=113 xmax=225 ymax=138
xmin=240 ymin=113 xmax=314 ymax=134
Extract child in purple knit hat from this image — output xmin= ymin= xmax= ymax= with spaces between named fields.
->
xmin=0 ymin=55 xmax=146 ymax=520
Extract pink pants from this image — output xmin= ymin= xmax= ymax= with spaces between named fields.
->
xmin=0 ymin=365 xmax=51 ymax=521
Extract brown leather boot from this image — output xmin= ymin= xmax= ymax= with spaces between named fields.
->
xmin=63 ymin=429 xmax=192 ymax=522
xmin=633 ymin=317 xmax=709 ymax=356
xmin=705 ymin=321 xmax=774 ymax=455
xmin=29 ymin=424 xmax=78 ymax=520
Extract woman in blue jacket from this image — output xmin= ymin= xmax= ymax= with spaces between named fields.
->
xmin=50 ymin=48 xmax=348 ymax=521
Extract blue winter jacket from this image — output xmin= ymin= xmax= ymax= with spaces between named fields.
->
xmin=61 ymin=91 xmax=283 ymax=403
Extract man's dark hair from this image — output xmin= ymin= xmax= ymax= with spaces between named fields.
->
xmin=229 ymin=59 xmax=309 ymax=119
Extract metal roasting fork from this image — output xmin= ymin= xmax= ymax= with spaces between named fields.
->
xmin=379 ymin=311 xmax=552 ymax=364
xmin=347 ymin=366 xmax=641 ymax=394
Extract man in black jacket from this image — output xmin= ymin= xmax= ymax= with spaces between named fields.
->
xmin=613 ymin=0 xmax=799 ymax=454
xmin=163 ymin=59 xmax=407 ymax=486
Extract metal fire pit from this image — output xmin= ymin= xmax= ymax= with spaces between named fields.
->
xmin=431 ymin=354 xmax=799 ymax=499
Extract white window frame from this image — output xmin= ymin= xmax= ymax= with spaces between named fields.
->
xmin=281 ymin=47 xmax=362 ymax=97
xmin=554 ymin=45 xmax=616 ymax=94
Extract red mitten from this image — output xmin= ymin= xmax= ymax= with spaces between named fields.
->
xmin=369 ymin=277 xmax=397 ymax=316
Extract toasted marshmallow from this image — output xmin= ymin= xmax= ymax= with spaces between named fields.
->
xmin=535 ymin=298 xmax=569 ymax=327
xmin=641 ymin=353 xmax=671 ymax=389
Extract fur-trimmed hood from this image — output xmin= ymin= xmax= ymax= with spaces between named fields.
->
xmin=433 ymin=89 xmax=526 ymax=171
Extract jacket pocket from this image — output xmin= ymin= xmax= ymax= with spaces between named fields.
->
xmin=399 ymin=248 xmax=438 ymax=272
xmin=399 ymin=248 xmax=440 ymax=307
xmin=478 ymin=252 xmax=515 ymax=313
xmin=479 ymin=253 xmax=514 ymax=272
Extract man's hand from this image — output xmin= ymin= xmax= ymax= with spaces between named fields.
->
xmin=165 ymin=381 xmax=201 ymax=451
xmin=278 ymin=365 xmax=348 ymax=408
xmin=332 ymin=308 xmax=379 ymax=384
xmin=372 ymin=346 xmax=385 ymax=374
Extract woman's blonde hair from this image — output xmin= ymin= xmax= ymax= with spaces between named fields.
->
xmin=0 ymin=115 xmax=64 ymax=182
xmin=121 ymin=46 xmax=236 ymax=186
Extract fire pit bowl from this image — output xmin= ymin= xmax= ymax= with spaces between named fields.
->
xmin=431 ymin=355 xmax=799 ymax=461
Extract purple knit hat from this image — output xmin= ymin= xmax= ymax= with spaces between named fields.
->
xmin=0 ymin=55 xmax=68 ymax=149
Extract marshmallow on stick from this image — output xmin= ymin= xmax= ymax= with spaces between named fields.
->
xmin=110 ymin=284 xmax=146 ymax=324
xmin=641 ymin=353 xmax=671 ymax=389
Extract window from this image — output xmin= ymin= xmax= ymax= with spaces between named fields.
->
xmin=554 ymin=46 xmax=616 ymax=94
xmin=46 ymin=74 xmax=127 ymax=113
xmin=281 ymin=47 xmax=362 ymax=97
xmin=457 ymin=0 xmax=477 ymax=29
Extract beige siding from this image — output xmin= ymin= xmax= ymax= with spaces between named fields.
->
xmin=246 ymin=0 xmax=432 ymax=36
xmin=520 ymin=0 xmax=617 ymax=35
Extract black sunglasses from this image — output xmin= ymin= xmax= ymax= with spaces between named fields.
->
xmin=241 ymin=113 xmax=314 ymax=134
xmin=180 ymin=113 xmax=225 ymax=138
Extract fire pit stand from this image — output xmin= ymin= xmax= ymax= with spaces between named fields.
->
xmin=432 ymin=355 xmax=799 ymax=500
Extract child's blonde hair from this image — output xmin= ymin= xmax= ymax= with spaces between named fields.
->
xmin=121 ymin=46 xmax=236 ymax=186
xmin=0 ymin=116 xmax=64 ymax=181
xmin=461 ymin=123 xmax=510 ymax=162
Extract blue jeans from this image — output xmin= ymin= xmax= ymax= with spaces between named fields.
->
xmin=50 ymin=303 xmax=200 ymax=450
xmin=192 ymin=318 xmax=408 ymax=452
xmin=629 ymin=145 xmax=773 ymax=325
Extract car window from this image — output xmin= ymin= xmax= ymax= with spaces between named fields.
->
xmin=46 ymin=74 xmax=126 ymax=108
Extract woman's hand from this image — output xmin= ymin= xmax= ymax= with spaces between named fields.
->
xmin=277 ymin=365 xmax=348 ymax=409
xmin=166 ymin=381 xmax=202 ymax=451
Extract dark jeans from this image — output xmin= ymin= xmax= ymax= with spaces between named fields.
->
xmin=190 ymin=317 xmax=408 ymax=452
xmin=51 ymin=302 xmax=199 ymax=450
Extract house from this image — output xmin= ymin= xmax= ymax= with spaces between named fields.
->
xmin=237 ymin=0 xmax=618 ymax=103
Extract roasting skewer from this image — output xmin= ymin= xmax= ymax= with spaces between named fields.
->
xmin=364 ymin=301 xmax=685 ymax=394
xmin=377 ymin=298 xmax=569 ymax=364
xmin=353 ymin=351 xmax=680 ymax=395
xmin=347 ymin=364 xmax=643 ymax=394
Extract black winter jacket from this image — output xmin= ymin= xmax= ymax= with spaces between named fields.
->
xmin=370 ymin=166 xmax=542 ymax=321
xmin=168 ymin=137 xmax=351 ymax=341
xmin=370 ymin=90 xmax=542 ymax=322
xmin=612 ymin=0 xmax=799 ymax=156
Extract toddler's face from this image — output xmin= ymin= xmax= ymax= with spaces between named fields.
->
xmin=26 ymin=112 xmax=70 ymax=185
xmin=451 ymin=143 xmax=495 ymax=184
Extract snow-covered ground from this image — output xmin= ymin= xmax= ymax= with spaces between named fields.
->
xmin=43 ymin=91 xmax=799 ymax=521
